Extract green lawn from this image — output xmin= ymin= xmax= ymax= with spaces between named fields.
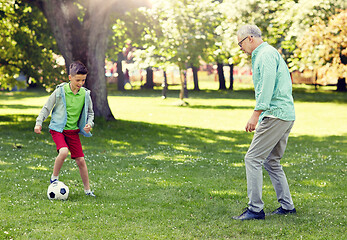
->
xmin=0 ymin=85 xmax=346 ymax=239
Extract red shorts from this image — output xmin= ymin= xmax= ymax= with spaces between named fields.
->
xmin=50 ymin=129 xmax=84 ymax=159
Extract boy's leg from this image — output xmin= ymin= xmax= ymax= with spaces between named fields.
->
xmin=61 ymin=130 xmax=94 ymax=196
xmin=75 ymin=157 xmax=95 ymax=197
xmin=75 ymin=157 xmax=90 ymax=191
xmin=263 ymin=121 xmax=295 ymax=210
xmin=50 ymin=130 xmax=70 ymax=182
xmin=65 ymin=130 xmax=94 ymax=196
xmin=53 ymin=147 xmax=69 ymax=176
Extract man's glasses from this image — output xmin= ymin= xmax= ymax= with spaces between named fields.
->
xmin=238 ymin=36 xmax=249 ymax=47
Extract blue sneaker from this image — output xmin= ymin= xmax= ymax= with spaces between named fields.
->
xmin=85 ymin=191 xmax=96 ymax=197
xmin=50 ymin=179 xmax=58 ymax=184
xmin=232 ymin=208 xmax=265 ymax=220
xmin=269 ymin=207 xmax=296 ymax=215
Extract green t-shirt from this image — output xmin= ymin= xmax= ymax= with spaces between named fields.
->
xmin=63 ymin=83 xmax=85 ymax=130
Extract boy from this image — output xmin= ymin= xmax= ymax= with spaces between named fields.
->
xmin=34 ymin=61 xmax=95 ymax=197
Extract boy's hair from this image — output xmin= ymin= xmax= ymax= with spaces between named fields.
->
xmin=69 ymin=61 xmax=88 ymax=76
xmin=237 ymin=25 xmax=262 ymax=38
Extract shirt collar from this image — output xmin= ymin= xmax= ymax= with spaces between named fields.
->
xmin=252 ymin=42 xmax=269 ymax=59
xmin=64 ymin=82 xmax=81 ymax=95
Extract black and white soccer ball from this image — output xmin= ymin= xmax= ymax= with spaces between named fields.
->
xmin=47 ymin=181 xmax=69 ymax=200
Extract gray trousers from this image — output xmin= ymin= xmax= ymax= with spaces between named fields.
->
xmin=245 ymin=117 xmax=295 ymax=212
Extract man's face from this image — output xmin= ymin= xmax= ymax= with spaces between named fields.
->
xmin=237 ymin=35 xmax=251 ymax=55
xmin=69 ymin=74 xmax=87 ymax=91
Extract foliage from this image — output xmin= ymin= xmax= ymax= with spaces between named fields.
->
xmin=269 ymin=0 xmax=346 ymax=63
xmin=0 ymin=0 xmax=64 ymax=90
xmin=293 ymin=9 xmax=347 ymax=80
xmin=107 ymin=9 xmax=156 ymax=63
xmin=201 ymin=0 xmax=285 ymax=66
xmin=1 ymin=0 xmax=346 ymax=93
xmin=16 ymin=0 xmax=149 ymax=120
xmin=131 ymin=0 xmax=221 ymax=70
xmin=0 ymin=88 xmax=346 ymax=239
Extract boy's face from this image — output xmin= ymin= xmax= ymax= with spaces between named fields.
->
xmin=69 ymin=74 xmax=87 ymax=91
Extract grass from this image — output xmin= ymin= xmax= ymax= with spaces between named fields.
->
xmin=0 ymin=84 xmax=346 ymax=239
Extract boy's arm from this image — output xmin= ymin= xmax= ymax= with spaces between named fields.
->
xmin=86 ymin=94 xmax=94 ymax=128
xmin=34 ymin=90 xmax=57 ymax=133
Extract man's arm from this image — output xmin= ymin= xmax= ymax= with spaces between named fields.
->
xmin=254 ymin=51 xmax=277 ymax=111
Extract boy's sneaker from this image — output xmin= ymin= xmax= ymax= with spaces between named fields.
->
xmin=50 ymin=179 xmax=58 ymax=184
xmin=85 ymin=191 xmax=96 ymax=197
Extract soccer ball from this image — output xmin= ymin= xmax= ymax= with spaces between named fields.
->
xmin=47 ymin=181 xmax=69 ymax=200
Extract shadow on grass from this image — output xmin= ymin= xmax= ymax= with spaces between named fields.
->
xmin=292 ymin=88 xmax=347 ymax=103
xmin=107 ymin=88 xmax=255 ymax=100
xmin=1 ymin=114 xmax=345 ymax=163
xmin=187 ymin=105 xmax=254 ymax=110
xmin=1 ymin=114 xmax=346 ymax=239
xmin=0 ymin=104 xmax=41 ymax=109
xmin=107 ymin=86 xmax=346 ymax=103
xmin=0 ymin=114 xmax=251 ymax=204
xmin=2 ymin=114 xmax=344 ymax=178
xmin=0 ymin=88 xmax=48 ymax=100
xmin=2 ymin=85 xmax=345 ymax=104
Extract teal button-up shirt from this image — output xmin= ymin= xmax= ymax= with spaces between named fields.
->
xmin=251 ymin=42 xmax=295 ymax=123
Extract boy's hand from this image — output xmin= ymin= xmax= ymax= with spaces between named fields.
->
xmin=83 ymin=124 xmax=91 ymax=133
xmin=34 ymin=125 xmax=42 ymax=134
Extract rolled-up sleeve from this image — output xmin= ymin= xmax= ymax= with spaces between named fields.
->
xmin=254 ymin=52 xmax=277 ymax=111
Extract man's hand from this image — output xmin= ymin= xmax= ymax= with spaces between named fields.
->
xmin=245 ymin=110 xmax=262 ymax=132
xmin=83 ymin=124 xmax=92 ymax=133
xmin=34 ymin=125 xmax=42 ymax=134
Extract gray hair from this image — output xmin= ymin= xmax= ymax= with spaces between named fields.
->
xmin=237 ymin=25 xmax=262 ymax=38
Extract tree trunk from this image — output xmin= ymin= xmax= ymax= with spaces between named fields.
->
xmin=37 ymin=0 xmax=115 ymax=120
xmin=217 ymin=62 xmax=226 ymax=90
xmin=192 ymin=65 xmax=200 ymax=91
xmin=229 ymin=64 xmax=234 ymax=90
xmin=117 ymin=52 xmax=125 ymax=91
xmin=313 ymin=69 xmax=318 ymax=90
xmin=338 ymin=49 xmax=346 ymax=91
xmin=336 ymin=78 xmax=346 ymax=92
xmin=37 ymin=0 xmax=77 ymax=70
xmin=179 ymin=69 xmax=188 ymax=100
xmin=143 ymin=67 xmax=154 ymax=89
xmin=162 ymin=70 xmax=168 ymax=98
xmin=86 ymin=1 xmax=115 ymax=120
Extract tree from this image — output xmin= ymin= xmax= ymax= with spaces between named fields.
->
xmin=267 ymin=0 xmax=346 ymax=90
xmin=0 ymin=0 xmax=64 ymax=90
xmin=216 ymin=0 xmax=346 ymax=91
xmin=211 ymin=0 xmax=281 ymax=91
xmin=107 ymin=9 xmax=156 ymax=90
xmin=294 ymin=10 xmax=347 ymax=91
xmin=132 ymin=0 xmax=220 ymax=103
xmin=269 ymin=0 xmax=346 ymax=62
xmin=23 ymin=0 xmax=149 ymax=120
